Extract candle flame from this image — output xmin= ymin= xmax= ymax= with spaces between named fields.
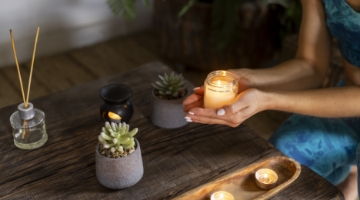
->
xmin=108 ymin=112 xmax=121 ymax=120
xmin=260 ymin=173 xmax=271 ymax=184
xmin=220 ymin=193 xmax=224 ymax=200
xmin=217 ymin=80 xmax=221 ymax=86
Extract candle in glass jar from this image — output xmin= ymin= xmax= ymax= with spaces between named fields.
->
xmin=210 ymin=191 xmax=234 ymax=200
xmin=204 ymin=71 xmax=238 ymax=109
xmin=255 ymin=168 xmax=278 ymax=190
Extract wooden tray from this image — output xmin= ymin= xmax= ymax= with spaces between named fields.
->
xmin=173 ymin=156 xmax=301 ymax=200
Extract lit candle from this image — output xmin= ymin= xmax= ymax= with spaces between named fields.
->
xmin=204 ymin=70 xmax=238 ymax=109
xmin=108 ymin=112 xmax=121 ymax=123
xmin=210 ymin=191 xmax=234 ymax=200
xmin=255 ymin=168 xmax=278 ymax=189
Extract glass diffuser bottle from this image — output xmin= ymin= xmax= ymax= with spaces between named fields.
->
xmin=10 ymin=102 xmax=48 ymax=150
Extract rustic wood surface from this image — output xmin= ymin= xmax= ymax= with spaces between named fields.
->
xmin=0 ymin=62 xmax=343 ymax=199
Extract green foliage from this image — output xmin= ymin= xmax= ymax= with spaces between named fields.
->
xmin=151 ymin=72 xmax=187 ymax=100
xmin=107 ymin=0 xmax=302 ymax=50
xmin=106 ymin=0 xmax=150 ymax=19
xmin=178 ymin=0 xmax=197 ymax=17
xmin=281 ymin=0 xmax=302 ymax=37
xmin=98 ymin=122 xmax=138 ymax=157
xmin=210 ymin=0 xmax=244 ymax=51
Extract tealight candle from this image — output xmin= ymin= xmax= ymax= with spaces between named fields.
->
xmin=204 ymin=71 xmax=238 ymax=109
xmin=108 ymin=112 xmax=122 ymax=123
xmin=255 ymin=168 xmax=278 ymax=190
xmin=210 ymin=191 xmax=234 ymax=200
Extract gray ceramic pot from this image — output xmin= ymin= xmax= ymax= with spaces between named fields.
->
xmin=150 ymin=83 xmax=192 ymax=129
xmin=95 ymin=139 xmax=143 ymax=189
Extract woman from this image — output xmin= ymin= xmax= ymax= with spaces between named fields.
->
xmin=182 ymin=0 xmax=360 ymax=199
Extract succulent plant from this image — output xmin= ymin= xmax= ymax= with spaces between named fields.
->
xmin=98 ymin=121 xmax=138 ymax=158
xmin=151 ymin=72 xmax=187 ymax=100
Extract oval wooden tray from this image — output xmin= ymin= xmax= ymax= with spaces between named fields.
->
xmin=173 ymin=156 xmax=301 ymax=200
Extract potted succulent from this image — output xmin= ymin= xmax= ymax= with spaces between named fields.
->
xmin=95 ymin=121 xmax=143 ymax=189
xmin=150 ymin=72 xmax=190 ymax=129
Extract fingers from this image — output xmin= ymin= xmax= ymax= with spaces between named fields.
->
xmin=183 ymin=98 xmax=204 ymax=112
xmin=187 ymin=114 xmax=239 ymax=127
xmin=183 ymin=86 xmax=205 ymax=106
xmin=183 ymin=88 xmax=261 ymax=127
xmin=182 ymin=86 xmax=205 ymax=112
xmin=216 ymin=96 xmax=245 ymax=116
xmin=183 ymin=93 xmax=203 ymax=105
xmin=184 ymin=107 xmax=240 ymax=127
xmin=193 ymin=86 xmax=205 ymax=95
xmin=217 ymin=89 xmax=258 ymax=116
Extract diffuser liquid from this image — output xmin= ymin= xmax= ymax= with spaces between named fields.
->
xmin=13 ymin=126 xmax=48 ymax=149
xmin=10 ymin=108 xmax=48 ymax=150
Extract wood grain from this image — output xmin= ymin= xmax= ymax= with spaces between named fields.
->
xmin=0 ymin=62 xmax=344 ymax=200
xmin=68 ymin=42 xmax=138 ymax=78
xmin=174 ymin=156 xmax=302 ymax=200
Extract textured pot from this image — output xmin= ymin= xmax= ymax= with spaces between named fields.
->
xmin=150 ymin=83 xmax=192 ymax=129
xmin=95 ymin=139 xmax=143 ymax=189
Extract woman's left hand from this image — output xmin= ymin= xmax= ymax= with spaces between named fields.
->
xmin=184 ymin=88 xmax=267 ymax=127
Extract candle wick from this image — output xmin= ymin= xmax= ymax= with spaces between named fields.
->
xmin=260 ymin=174 xmax=271 ymax=184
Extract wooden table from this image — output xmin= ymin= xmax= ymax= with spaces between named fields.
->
xmin=0 ymin=62 xmax=344 ymax=199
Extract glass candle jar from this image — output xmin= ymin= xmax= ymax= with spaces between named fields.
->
xmin=204 ymin=70 xmax=238 ymax=109
xmin=10 ymin=102 xmax=48 ymax=150
xmin=100 ymin=84 xmax=133 ymax=124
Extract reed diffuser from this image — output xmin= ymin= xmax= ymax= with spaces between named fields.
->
xmin=9 ymin=27 xmax=48 ymax=150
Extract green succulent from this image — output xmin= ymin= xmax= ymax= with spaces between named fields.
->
xmin=151 ymin=72 xmax=187 ymax=100
xmin=98 ymin=121 xmax=138 ymax=158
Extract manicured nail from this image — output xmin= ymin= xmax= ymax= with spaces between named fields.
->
xmin=217 ymin=108 xmax=225 ymax=116
xmin=185 ymin=116 xmax=192 ymax=122
xmin=193 ymin=87 xmax=200 ymax=90
xmin=188 ymin=111 xmax=194 ymax=115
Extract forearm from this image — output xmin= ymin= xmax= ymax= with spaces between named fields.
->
xmin=236 ymin=58 xmax=327 ymax=91
xmin=264 ymin=86 xmax=360 ymax=118
xmin=234 ymin=0 xmax=331 ymax=91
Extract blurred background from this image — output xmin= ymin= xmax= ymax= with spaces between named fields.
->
xmin=0 ymin=0 xmax=307 ymax=139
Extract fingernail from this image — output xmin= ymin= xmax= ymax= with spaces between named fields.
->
xmin=193 ymin=87 xmax=200 ymax=90
xmin=217 ymin=108 xmax=225 ymax=116
xmin=185 ymin=116 xmax=192 ymax=122
xmin=188 ymin=111 xmax=194 ymax=115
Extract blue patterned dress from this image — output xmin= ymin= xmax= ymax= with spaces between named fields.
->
xmin=269 ymin=0 xmax=360 ymax=186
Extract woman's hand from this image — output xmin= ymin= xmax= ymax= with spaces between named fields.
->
xmin=183 ymin=86 xmax=205 ymax=113
xmin=184 ymin=88 xmax=268 ymax=127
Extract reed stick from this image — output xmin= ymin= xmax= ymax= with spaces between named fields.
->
xmin=25 ymin=26 xmax=40 ymax=108
xmin=10 ymin=27 xmax=41 ymax=139
xmin=9 ymin=29 xmax=26 ymax=105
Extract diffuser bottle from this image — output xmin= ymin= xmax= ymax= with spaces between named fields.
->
xmin=10 ymin=102 xmax=48 ymax=150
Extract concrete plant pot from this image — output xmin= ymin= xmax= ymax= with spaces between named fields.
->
xmin=95 ymin=139 xmax=143 ymax=189
xmin=150 ymin=80 xmax=193 ymax=129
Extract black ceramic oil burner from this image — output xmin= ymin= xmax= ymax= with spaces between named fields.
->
xmin=100 ymin=84 xmax=133 ymax=124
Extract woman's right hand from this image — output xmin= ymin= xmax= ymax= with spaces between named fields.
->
xmin=183 ymin=68 xmax=253 ymax=113
xmin=183 ymin=87 xmax=269 ymax=127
